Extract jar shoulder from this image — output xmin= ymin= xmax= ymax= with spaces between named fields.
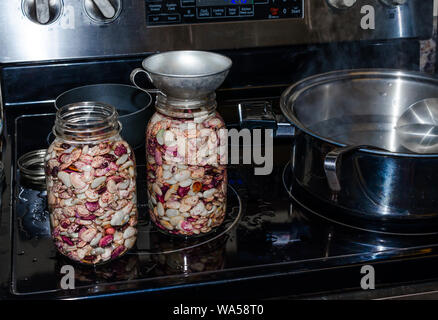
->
xmin=147 ymin=110 xmax=225 ymax=131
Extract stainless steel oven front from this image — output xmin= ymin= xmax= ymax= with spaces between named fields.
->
xmin=0 ymin=0 xmax=432 ymax=64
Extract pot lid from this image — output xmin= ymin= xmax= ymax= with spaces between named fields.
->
xmin=280 ymin=69 xmax=438 ymax=157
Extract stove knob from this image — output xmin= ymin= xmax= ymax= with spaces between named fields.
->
xmin=84 ymin=0 xmax=122 ymax=23
xmin=22 ymin=0 xmax=63 ymax=25
xmin=380 ymin=0 xmax=407 ymax=6
xmin=326 ymin=0 xmax=357 ymax=9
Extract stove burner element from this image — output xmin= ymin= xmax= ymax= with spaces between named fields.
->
xmin=282 ymin=161 xmax=438 ymax=236
xmin=136 ymin=184 xmax=242 ymax=255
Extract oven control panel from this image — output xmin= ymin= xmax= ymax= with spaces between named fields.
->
xmin=146 ymin=0 xmax=303 ymax=25
xmin=0 ymin=0 xmax=433 ymax=63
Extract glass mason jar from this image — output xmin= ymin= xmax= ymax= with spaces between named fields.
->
xmin=45 ymin=102 xmax=138 ymax=265
xmin=146 ymin=93 xmax=227 ymax=237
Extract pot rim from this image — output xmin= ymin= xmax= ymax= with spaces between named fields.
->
xmin=280 ymin=68 xmax=438 ymax=158
xmin=55 ymin=83 xmax=153 ymax=118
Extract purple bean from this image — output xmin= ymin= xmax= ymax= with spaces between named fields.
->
xmin=85 ymin=201 xmax=99 ymax=212
xmin=114 ymin=144 xmax=127 ymax=156
xmin=156 ymin=194 xmax=165 ymax=203
xmin=99 ymin=235 xmax=113 ymax=247
xmin=99 ymin=162 xmax=109 ymax=169
xmin=177 ymin=186 xmax=190 ymax=197
xmin=155 ymin=149 xmax=162 ymax=165
xmin=52 ymin=227 xmax=60 ymax=237
xmin=161 ymin=185 xmax=170 ymax=195
xmin=60 ymin=220 xmax=70 ymax=229
xmin=111 ymin=245 xmax=126 ymax=259
xmin=61 ymin=236 xmax=74 ymax=246
xmin=102 ymin=154 xmax=117 ymax=162
xmin=80 ymin=214 xmax=96 ymax=221
xmin=51 ymin=166 xmax=59 ymax=177
xmin=97 ymin=186 xmax=107 ymax=194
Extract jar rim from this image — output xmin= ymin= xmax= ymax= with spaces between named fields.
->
xmin=54 ymin=102 xmax=122 ymax=143
xmin=155 ymin=93 xmax=217 ymax=119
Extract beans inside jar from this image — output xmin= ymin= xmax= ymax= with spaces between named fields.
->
xmin=46 ymin=102 xmax=138 ymax=264
xmin=146 ymin=107 xmax=228 ymax=237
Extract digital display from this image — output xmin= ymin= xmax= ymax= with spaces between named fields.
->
xmin=196 ymin=0 xmax=254 ymax=6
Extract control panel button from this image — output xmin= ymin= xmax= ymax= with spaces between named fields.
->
xmin=291 ymin=6 xmax=301 ymax=14
xmin=148 ymin=15 xmax=161 ymax=23
xmin=181 ymin=0 xmax=196 ymax=7
xmin=239 ymin=5 xmax=254 ymax=16
xmin=182 ymin=8 xmax=196 ymax=18
xmin=269 ymin=7 xmax=279 ymax=15
xmin=197 ymin=7 xmax=211 ymax=18
xmin=226 ymin=6 xmax=239 ymax=16
xmin=166 ymin=14 xmax=180 ymax=22
xmin=166 ymin=3 xmax=178 ymax=12
xmin=148 ymin=14 xmax=181 ymax=24
xmin=148 ymin=4 xmax=163 ymax=12
xmin=212 ymin=7 xmax=226 ymax=17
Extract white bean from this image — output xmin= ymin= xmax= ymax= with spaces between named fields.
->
xmin=91 ymin=176 xmax=106 ymax=189
xmin=123 ymin=226 xmax=136 ymax=239
xmin=203 ymin=188 xmax=217 ymax=198
xmin=165 ymin=209 xmax=179 ymax=217
xmin=116 ymin=154 xmax=129 ymax=165
xmin=57 ymin=171 xmax=71 ymax=187
xmin=174 ymin=170 xmax=190 ymax=182
xmin=179 ymin=178 xmax=192 ymax=187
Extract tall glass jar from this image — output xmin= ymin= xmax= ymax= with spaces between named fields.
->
xmin=146 ymin=93 xmax=227 ymax=237
xmin=45 ymin=102 xmax=138 ymax=265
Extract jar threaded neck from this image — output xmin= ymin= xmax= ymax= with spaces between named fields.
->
xmin=155 ymin=93 xmax=217 ymax=119
xmin=54 ymin=102 xmax=121 ymax=143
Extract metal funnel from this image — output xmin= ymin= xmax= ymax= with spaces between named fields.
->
xmin=130 ymin=50 xmax=232 ymax=100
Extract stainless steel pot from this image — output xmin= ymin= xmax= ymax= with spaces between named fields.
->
xmin=278 ymin=69 xmax=438 ymax=232
xmin=55 ymin=84 xmax=153 ymax=149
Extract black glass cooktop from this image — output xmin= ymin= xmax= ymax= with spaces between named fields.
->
xmin=9 ymin=108 xmax=438 ymax=299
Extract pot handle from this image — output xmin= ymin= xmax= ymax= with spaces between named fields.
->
xmin=129 ymin=68 xmax=161 ymax=94
xmin=238 ymin=101 xmax=295 ymax=138
xmin=324 ymin=144 xmax=389 ymax=192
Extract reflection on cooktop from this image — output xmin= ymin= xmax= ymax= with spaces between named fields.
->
xmin=11 ymin=112 xmax=438 ymax=298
